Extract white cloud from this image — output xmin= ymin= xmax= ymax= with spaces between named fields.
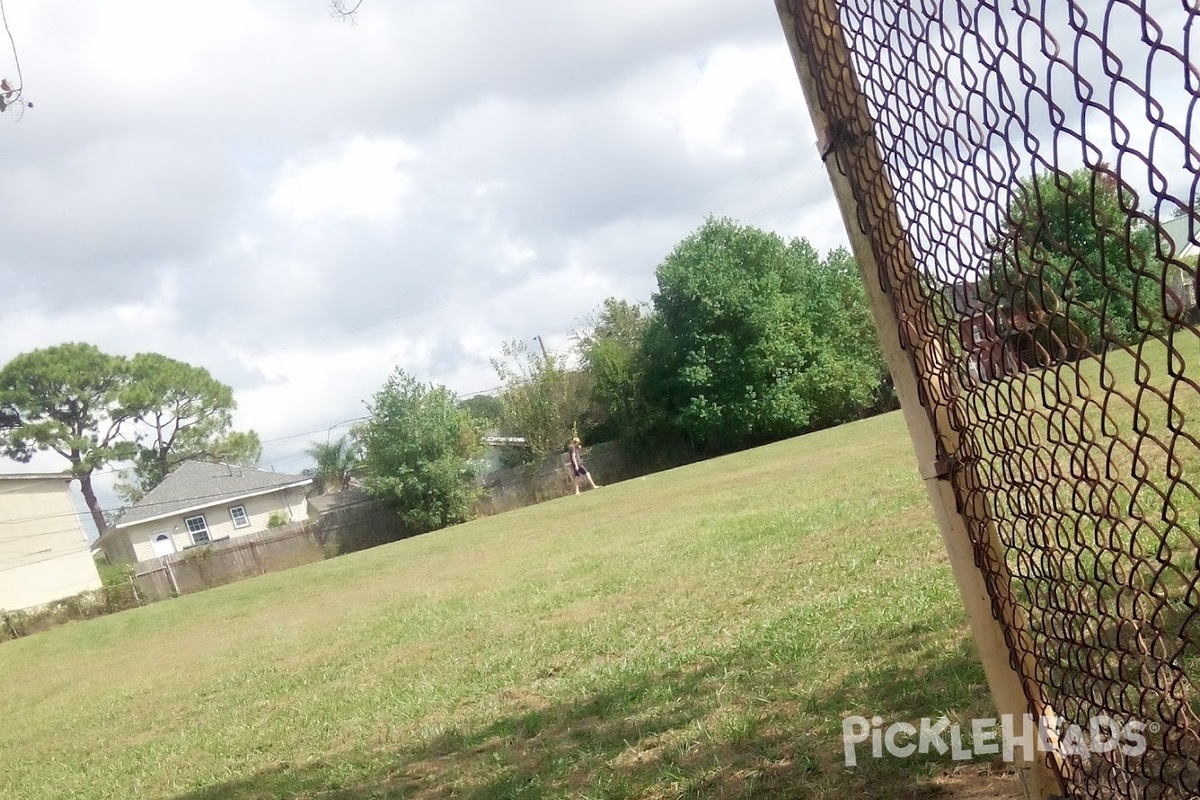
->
xmin=268 ymin=136 xmax=420 ymax=223
xmin=0 ymin=0 xmax=848 ymax=511
xmin=673 ymin=44 xmax=801 ymax=159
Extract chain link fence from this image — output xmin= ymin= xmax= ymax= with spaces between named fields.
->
xmin=781 ymin=1 xmax=1200 ymax=798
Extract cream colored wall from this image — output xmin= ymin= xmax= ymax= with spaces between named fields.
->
xmin=0 ymin=477 xmax=102 ymax=611
xmin=119 ymin=487 xmax=310 ymax=564
xmin=282 ymin=487 xmax=307 ymax=523
xmin=98 ymin=531 xmax=137 ymax=566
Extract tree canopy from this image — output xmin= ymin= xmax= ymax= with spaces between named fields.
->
xmin=0 ymin=343 xmax=135 ymax=533
xmin=358 ymin=369 xmax=481 ymax=532
xmin=116 ymin=353 xmax=261 ymax=504
xmin=642 ymin=218 xmax=887 ymax=452
xmin=575 ymin=298 xmax=655 ymax=442
xmin=989 ymin=166 xmax=1161 ymax=353
xmin=457 ymin=394 xmax=504 ymax=429
xmin=491 ymin=339 xmax=586 ymax=457
xmin=0 ymin=343 xmax=259 ymax=532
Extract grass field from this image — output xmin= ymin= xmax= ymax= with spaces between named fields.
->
xmin=0 ymin=409 xmax=1018 ymax=800
xmin=5 ymin=337 xmax=1199 ymax=800
xmin=966 ymin=337 xmax=1200 ymax=690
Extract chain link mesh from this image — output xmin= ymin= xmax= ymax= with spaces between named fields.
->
xmin=782 ymin=1 xmax=1200 ymax=797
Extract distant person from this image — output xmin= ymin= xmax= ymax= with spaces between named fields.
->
xmin=568 ymin=436 xmax=600 ymax=494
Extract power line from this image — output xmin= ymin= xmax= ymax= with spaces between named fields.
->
xmin=0 ymin=476 xmax=313 ymax=530
xmin=745 ymin=175 xmax=808 ymax=223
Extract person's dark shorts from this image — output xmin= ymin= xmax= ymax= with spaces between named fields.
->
xmin=574 ymin=465 xmax=588 ymax=476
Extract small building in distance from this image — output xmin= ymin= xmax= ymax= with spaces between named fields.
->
xmin=946 ymin=279 xmax=1020 ymax=383
xmin=95 ymin=462 xmax=311 ymax=565
xmin=0 ymin=473 xmax=102 ymax=611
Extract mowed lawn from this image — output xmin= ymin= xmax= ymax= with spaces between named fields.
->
xmin=2 ymin=412 xmax=1009 ymax=800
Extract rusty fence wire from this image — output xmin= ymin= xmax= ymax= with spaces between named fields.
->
xmin=782 ymin=1 xmax=1200 ymax=798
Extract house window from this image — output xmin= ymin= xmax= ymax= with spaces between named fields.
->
xmin=229 ymin=505 xmax=250 ymax=529
xmin=185 ymin=515 xmax=210 ymax=545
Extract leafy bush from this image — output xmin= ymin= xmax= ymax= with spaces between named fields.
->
xmin=359 ymin=369 xmax=482 ymax=533
xmin=96 ymin=560 xmax=133 ymax=587
xmin=1 ymin=586 xmax=144 ymax=642
xmin=644 ymin=217 xmax=888 ymax=452
xmin=491 ymin=340 xmax=585 ymax=456
xmin=987 ymin=166 xmax=1163 ymax=353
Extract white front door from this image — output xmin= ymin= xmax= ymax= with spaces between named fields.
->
xmin=150 ymin=532 xmax=176 ymax=558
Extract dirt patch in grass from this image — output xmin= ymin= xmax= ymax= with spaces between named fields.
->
xmin=932 ymin=765 xmax=1023 ymax=799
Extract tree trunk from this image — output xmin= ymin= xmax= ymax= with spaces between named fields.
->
xmin=155 ymin=447 xmax=170 ymax=486
xmin=77 ymin=472 xmax=107 ymax=536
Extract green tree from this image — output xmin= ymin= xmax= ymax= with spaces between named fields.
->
xmin=114 ymin=353 xmax=261 ymax=504
xmin=989 ymin=166 xmax=1160 ymax=353
xmin=0 ymin=404 xmax=19 ymax=430
xmin=457 ymin=394 xmax=504 ymax=429
xmin=491 ymin=340 xmax=585 ymax=456
xmin=574 ymin=298 xmax=650 ymax=355
xmin=644 ymin=218 xmax=886 ymax=452
xmin=575 ymin=298 xmax=654 ymax=441
xmin=304 ymin=434 xmax=360 ymax=494
xmin=359 ymin=369 xmax=481 ymax=532
xmin=0 ymin=343 xmax=135 ymax=534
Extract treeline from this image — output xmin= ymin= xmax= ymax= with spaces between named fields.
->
xmin=487 ymin=217 xmax=893 ymax=455
xmin=335 ymin=217 xmax=895 ymax=532
xmin=0 ymin=218 xmax=895 ymax=540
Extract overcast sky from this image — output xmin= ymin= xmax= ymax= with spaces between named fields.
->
xmin=0 ymin=0 xmax=849 ymax=522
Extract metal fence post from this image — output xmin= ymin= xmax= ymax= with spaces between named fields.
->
xmin=774 ymin=2 xmax=1065 ymax=798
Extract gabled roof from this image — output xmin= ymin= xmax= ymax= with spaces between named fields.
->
xmin=944 ymin=279 xmax=986 ymax=316
xmin=1160 ymin=215 xmax=1198 ymax=260
xmin=307 ymin=489 xmax=374 ymax=516
xmin=113 ymin=461 xmax=311 ymax=529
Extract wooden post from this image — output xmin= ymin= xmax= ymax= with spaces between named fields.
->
xmin=774 ymin=2 xmax=1065 ymax=798
xmin=163 ymin=560 xmax=180 ymax=597
xmin=249 ymin=540 xmax=265 ymax=575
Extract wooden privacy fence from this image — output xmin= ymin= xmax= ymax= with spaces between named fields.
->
xmin=777 ymin=2 xmax=1200 ymax=799
xmin=313 ymin=491 xmax=416 ymax=555
xmin=134 ymin=524 xmax=325 ymax=602
xmin=473 ymin=438 xmax=697 ymax=516
xmin=0 ymin=498 xmax=411 ymax=642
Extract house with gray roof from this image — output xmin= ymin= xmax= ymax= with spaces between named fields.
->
xmin=95 ymin=462 xmax=312 ymax=565
xmin=1160 ymin=214 xmax=1198 ymax=319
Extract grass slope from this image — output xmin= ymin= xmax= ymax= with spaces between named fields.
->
xmin=3 ymin=411 xmax=1005 ymax=800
